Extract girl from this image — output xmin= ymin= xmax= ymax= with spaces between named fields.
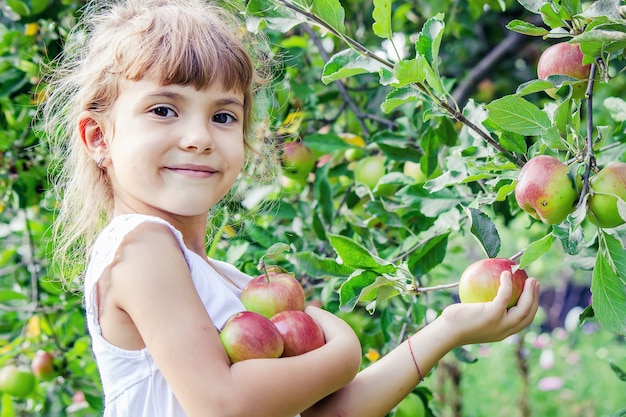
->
xmin=40 ymin=0 xmax=540 ymax=416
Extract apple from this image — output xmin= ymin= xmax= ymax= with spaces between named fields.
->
xmin=31 ymin=350 xmax=56 ymax=381
xmin=219 ymin=311 xmax=284 ymax=363
xmin=393 ymin=392 xmax=426 ymax=417
xmin=282 ymin=141 xmax=316 ymax=180
xmin=354 ymin=155 xmax=386 ymax=189
xmin=0 ymin=365 xmax=36 ymax=398
xmin=458 ymin=258 xmax=528 ymax=308
xmin=537 ymin=43 xmax=591 ymax=99
xmin=515 ymin=155 xmax=580 ymax=224
xmin=403 ymin=161 xmax=427 ymax=184
xmin=344 ymin=147 xmax=365 ymax=162
xmin=240 ymin=272 xmax=306 ymax=318
xmin=270 ymin=310 xmax=325 ymax=357
xmin=587 ymin=162 xmax=626 ymax=228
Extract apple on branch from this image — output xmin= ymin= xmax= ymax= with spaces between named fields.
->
xmin=31 ymin=350 xmax=56 ymax=381
xmin=281 ymin=140 xmax=316 ymax=180
xmin=270 ymin=310 xmax=325 ymax=357
xmin=240 ymin=271 xmax=306 ymax=318
xmin=587 ymin=162 xmax=626 ymax=228
xmin=537 ymin=42 xmax=591 ymax=99
xmin=0 ymin=365 xmax=36 ymax=399
xmin=458 ymin=258 xmax=528 ymax=308
xmin=219 ymin=311 xmax=284 ymax=363
xmin=515 ymin=155 xmax=580 ymax=225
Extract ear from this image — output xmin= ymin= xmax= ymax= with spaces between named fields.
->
xmin=78 ymin=110 xmax=108 ymax=160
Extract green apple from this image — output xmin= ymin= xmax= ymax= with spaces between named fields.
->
xmin=458 ymin=258 xmax=528 ymax=308
xmin=354 ymin=155 xmax=386 ymax=190
xmin=0 ymin=365 xmax=36 ymax=398
xmin=393 ymin=392 xmax=426 ymax=417
xmin=240 ymin=272 xmax=306 ymax=318
xmin=219 ymin=311 xmax=284 ymax=363
xmin=587 ymin=162 xmax=626 ymax=228
xmin=537 ymin=43 xmax=591 ymax=99
xmin=344 ymin=147 xmax=366 ymax=162
xmin=515 ymin=155 xmax=580 ymax=224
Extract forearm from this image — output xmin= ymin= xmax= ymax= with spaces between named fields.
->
xmin=302 ymin=318 xmax=459 ymax=417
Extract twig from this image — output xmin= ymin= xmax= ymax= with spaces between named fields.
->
xmin=576 ymin=62 xmax=598 ymax=208
xmin=410 ymin=281 xmax=460 ymax=295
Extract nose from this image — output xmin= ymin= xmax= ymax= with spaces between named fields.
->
xmin=179 ymin=120 xmax=215 ymax=152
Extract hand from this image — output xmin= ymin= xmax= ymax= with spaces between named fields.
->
xmin=440 ymin=271 xmax=540 ymax=346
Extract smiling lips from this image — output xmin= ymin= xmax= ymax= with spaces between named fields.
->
xmin=167 ymin=164 xmax=218 ymax=178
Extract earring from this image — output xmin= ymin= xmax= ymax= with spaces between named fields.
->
xmin=96 ymin=156 xmax=105 ymax=169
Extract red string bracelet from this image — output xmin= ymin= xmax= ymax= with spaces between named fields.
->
xmin=407 ymin=337 xmax=424 ymax=382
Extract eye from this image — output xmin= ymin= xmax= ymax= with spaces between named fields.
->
xmin=151 ymin=106 xmax=176 ymax=117
xmin=213 ymin=112 xmax=237 ymax=124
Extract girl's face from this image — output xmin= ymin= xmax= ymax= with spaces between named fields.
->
xmin=105 ymin=78 xmax=245 ymax=219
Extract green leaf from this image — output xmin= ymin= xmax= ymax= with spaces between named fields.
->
xmin=6 ymin=0 xmax=30 ymax=16
xmin=609 ymin=362 xmax=626 ymax=382
xmin=261 ymin=242 xmax=291 ymax=260
xmin=380 ymin=87 xmax=422 ymax=113
xmin=1 ymin=393 xmax=15 ymax=417
xmin=603 ymin=97 xmax=626 ymax=123
xmin=321 ymin=49 xmax=384 ymax=84
xmin=499 ymin=132 xmax=527 ymax=154
xmin=515 ymin=79 xmax=556 ymax=96
xmin=517 ymin=0 xmax=549 ymax=13
xmin=314 ymin=166 xmax=334 ymax=226
xmin=310 ymin=0 xmax=346 ymax=34
xmin=415 ymin=14 xmax=444 ymax=70
xmin=465 ymin=207 xmax=501 ymax=258
xmin=552 ymin=222 xmax=584 ymax=256
xmin=288 ymin=251 xmax=355 ymax=277
xmin=372 ymin=0 xmax=392 ymax=40
xmin=338 ymin=269 xmax=379 ymax=311
xmin=591 ymin=232 xmax=626 ymax=334
xmin=485 ymin=95 xmax=551 ymax=136
xmin=328 ymin=233 xmax=396 ymax=273
xmin=519 ymin=233 xmax=555 ymax=269
xmin=406 ymin=233 xmax=449 ymax=276
xmin=580 ymin=0 xmax=622 ymax=20
xmin=506 ymin=19 xmax=550 ymax=36
xmin=245 ymin=0 xmax=303 ymax=32
xmin=392 ymin=58 xmax=426 ymax=88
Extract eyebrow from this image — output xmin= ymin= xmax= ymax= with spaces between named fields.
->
xmin=143 ymin=90 xmax=244 ymax=108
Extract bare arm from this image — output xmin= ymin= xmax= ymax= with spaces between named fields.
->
xmin=302 ymin=272 xmax=541 ymax=417
xmin=107 ymin=223 xmax=362 ymax=417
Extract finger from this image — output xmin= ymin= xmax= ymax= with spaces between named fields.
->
xmin=492 ymin=270 xmax=513 ymax=310
xmin=506 ymin=278 xmax=540 ymax=332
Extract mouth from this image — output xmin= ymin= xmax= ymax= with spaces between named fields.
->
xmin=166 ymin=164 xmax=218 ymax=178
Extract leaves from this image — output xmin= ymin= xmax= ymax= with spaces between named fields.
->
xmin=372 ymin=0 xmax=392 ymax=40
xmin=485 ymin=95 xmax=552 ymax=136
xmin=591 ymin=232 xmax=626 ymax=334
xmin=465 ymin=207 xmax=501 ymax=258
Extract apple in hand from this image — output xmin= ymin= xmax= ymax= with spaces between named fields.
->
xmin=537 ymin=42 xmax=591 ymax=98
xmin=458 ymin=258 xmax=528 ymax=308
xmin=0 ymin=365 xmax=36 ymax=398
xmin=219 ymin=311 xmax=284 ymax=363
xmin=240 ymin=272 xmax=306 ymax=318
xmin=31 ymin=350 xmax=56 ymax=381
xmin=270 ymin=310 xmax=325 ymax=357
xmin=282 ymin=141 xmax=316 ymax=180
xmin=587 ymin=162 xmax=626 ymax=228
xmin=515 ymin=155 xmax=580 ymax=224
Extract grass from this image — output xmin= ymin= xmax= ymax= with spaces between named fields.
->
xmin=425 ymin=322 xmax=626 ymax=417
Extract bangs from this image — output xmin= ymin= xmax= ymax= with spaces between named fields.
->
xmin=112 ymin=4 xmax=253 ymax=92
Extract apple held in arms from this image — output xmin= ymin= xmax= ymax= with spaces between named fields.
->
xmin=240 ymin=271 xmax=306 ymax=319
xmin=220 ymin=271 xmax=325 ymax=363
xmin=515 ymin=155 xmax=580 ymax=225
xmin=458 ymin=258 xmax=528 ymax=308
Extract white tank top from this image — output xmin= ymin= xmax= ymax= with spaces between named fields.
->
xmin=84 ymin=214 xmax=252 ymax=416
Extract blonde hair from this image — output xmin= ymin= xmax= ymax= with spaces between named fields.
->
xmin=39 ymin=0 xmax=276 ymax=286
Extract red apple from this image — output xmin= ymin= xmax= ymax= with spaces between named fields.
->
xmin=219 ymin=311 xmax=284 ymax=363
xmin=537 ymin=43 xmax=591 ymax=98
xmin=587 ymin=162 xmax=626 ymax=228
xmin=282 ymin=141 xmax=316 ymax=180
xmin=31 ymin=350 xmax=56 ymax=381
xmin=240 ymin=272 xmax=306 ymax=318
xmin=458 ymin=258 xmax=528 ymax=308
xmin=270 ymin=310 xmax=325 ymax=357
xmin=0 ymin=365 xmax=36 ymax=398
xmin=515 ymin=155 xmax=580 ymax=224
